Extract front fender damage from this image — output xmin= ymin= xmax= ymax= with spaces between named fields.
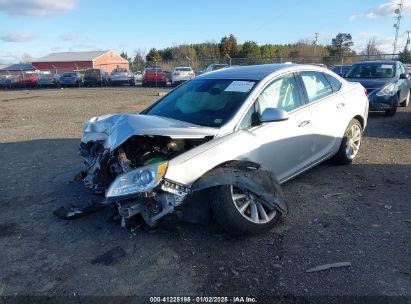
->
xmin=191 ymin=161 xmax=288 ymax=215
xmin=55 ymin=160 xmax=288 ymax=230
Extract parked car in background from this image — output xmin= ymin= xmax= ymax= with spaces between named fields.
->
xmin=78 ymin=64 xmax=368 ymax=235
xmin=164 ymin=71 xmax=172 ymax=84
xmin=109 ymin=68 xmax=135 ymax=86
xmin=15 ymin=73 xmax=39 ymax=88
xmin=344 ymin=61 xmax=410 ymax=116
xmin=331 ymin=65 xmax=352 ymax=77
xmin=171 ymin=67 xmax=195 ymax=87
xmin=83 ymin=68 xmax=109 ymax=87
xmin=60 ymin=72 xmax=83 ymax=87
xmin=0 ymin=75 xmax=13 ymax=89
xmin=134 ymin=71 xmax=142 ymax=83
xmin=205 ymin=63 xmax=229 ymax=73
xmin=142 ymin=67 xmax=167 ymax=87
xmin=1 ymin=75 xmax=18 ymax=89
xmin=194 ymin=69 xmax=204 ymax=76
xmin=38 ymin=73 xmax=61 ymax=88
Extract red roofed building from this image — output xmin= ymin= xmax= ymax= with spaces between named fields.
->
xmin=32 ymin=50 xmax=129 ymax=74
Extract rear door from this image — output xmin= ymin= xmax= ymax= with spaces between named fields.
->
xmin=297 ymin=71 xmax=346 ymax=161
xmin=245 ymin=72 xmax=314 ymax=182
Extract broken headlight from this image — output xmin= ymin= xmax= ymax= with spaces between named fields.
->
xmin=106 ymin=162 xmax=168 ymax=198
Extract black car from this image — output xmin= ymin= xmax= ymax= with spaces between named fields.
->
xmin=344 ymin=61 xmax=410 ymax=116
xmin=83 ymin=68 xmax=109 ymax=87
xmin=60 ymin=72 xmax=83 ymax=87
xmin=330 ymin=65 xmax=352 ymax=77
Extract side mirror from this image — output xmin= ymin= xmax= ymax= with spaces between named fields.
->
xmin=259 ymin=108 xmax=289 ymax=123
xmin=400 ymin=73 xmax=408 ymax=79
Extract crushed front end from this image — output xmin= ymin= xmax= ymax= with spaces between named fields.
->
xmin=79 ymin=133 xmax=210 ymax=228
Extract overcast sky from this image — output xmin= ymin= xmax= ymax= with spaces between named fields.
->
xmin=0 ymin=0 xmax=410 ymax=63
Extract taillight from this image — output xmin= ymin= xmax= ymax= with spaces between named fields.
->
xmin=364 ymin=89 xmax=368 ymax=97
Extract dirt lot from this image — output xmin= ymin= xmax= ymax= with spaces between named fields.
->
xmin=0 ymin=87 xmax=410 ymax=301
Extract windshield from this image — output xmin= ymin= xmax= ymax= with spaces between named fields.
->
xmin=212 ymin=64 xmax=228 ymax=70
xmin=345 ymin=63 xmax=395 ymax=79
xmin=145 ymin=68 xmax=163 ymax=73
xmin=175 ymin=67 xmax=192 ymax=72
xmin=145 ymin=79 xmax=256 ymax=127
xmin=85 ymin=69 xmax=100 ymax=77
xmin=63 ymin=72 xmax=77 ymax=77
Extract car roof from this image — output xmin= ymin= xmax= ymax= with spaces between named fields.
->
xmin=352 ymin=60 xmax=398 ymax=65
xmin=198 ymin=64 xmax=302 ymax=80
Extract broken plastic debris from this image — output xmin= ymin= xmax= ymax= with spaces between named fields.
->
xmin=306 ymin=262 xmax=351 ymax=273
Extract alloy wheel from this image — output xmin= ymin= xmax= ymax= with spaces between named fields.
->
xmin=345 ymin=123 xmax=361 ymax=159
xmin=230 ymin=186 xmax=277 ymax=224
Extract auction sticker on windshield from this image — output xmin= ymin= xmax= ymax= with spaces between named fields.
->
xmin=224 ymin=81 xmax=255 ymax=93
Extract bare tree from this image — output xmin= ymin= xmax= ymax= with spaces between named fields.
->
xmin=361 ymin=37 xmax=381 ymax=58
xmin=20 ymin=53 xmax=32 ymax=64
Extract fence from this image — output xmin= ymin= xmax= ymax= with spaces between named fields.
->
xmin=0 ymin=53 xmax=401 ymax=78
xmin=146 ymin=53 xmax=399 ymax=71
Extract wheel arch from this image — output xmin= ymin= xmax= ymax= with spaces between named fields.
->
xmin=190 ymin=160 xmax=288 ymax=215
xmin=353 ymin=115 xmax=364 ymax=129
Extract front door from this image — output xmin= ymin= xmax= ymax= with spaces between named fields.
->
xmin=246 ymin=73 xmax=314 ymax=182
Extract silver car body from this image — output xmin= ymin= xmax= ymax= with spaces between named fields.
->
xmin=81 ymin=64 xmax=368 ymax=224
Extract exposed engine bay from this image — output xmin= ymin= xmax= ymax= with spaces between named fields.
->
xmin=77 ymin=135 xmax=212 ymax=227
xmin=80 ymin=135 xmax=209 ymax=193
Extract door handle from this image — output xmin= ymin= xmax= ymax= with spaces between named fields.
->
xmin=337 ymin=102 xmax=346 ymax=109
xmin=298 ymin=120 xmax=310 ymax=127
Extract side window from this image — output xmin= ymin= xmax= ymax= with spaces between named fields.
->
xmin=256 ymin=73 xmax=302 ymax=114
xmin=324 ymin=73 xmax=342 ymax=92
xmin=300 ymin=71 xmax=333 ymax=103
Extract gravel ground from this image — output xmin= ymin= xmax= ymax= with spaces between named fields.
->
xmin=0 ymin=87 xmax=410 ymax=301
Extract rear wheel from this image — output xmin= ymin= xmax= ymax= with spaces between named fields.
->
xmin=209 ymin=185 xmax=282 ymax=236
xmin=332 ymin=119 xmax=362 ymax=165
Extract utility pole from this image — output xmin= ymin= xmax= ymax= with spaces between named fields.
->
xmin=313 ymin=32 xmax=319 ymax=62
xmin=393 ymin=0 xmax=404 ymax=55
xmin=405 ymin=30 xmax=411 ymax=49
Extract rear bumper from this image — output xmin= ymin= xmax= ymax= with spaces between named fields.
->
xmin=110 ymin=79 xmax=132 ymax=85
xmin=60 ymin=79 xmax=79 ymax=85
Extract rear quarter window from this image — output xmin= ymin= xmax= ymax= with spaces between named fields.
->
xmin=324 ymin=73 xmax=342 ymax=92
xmin=299 ymin=71 xmax=334 ymax=103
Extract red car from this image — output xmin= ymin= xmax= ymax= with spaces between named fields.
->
xmin=142 ymin=67 xmax=167 ymax=87
xmin=15 ymin=74 xmax=38 ymax=88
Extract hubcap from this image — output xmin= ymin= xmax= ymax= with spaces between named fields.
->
xmin=230 ymin=186 xmax=277 ymax=224
xmin=345 ymin=124 xmax=361 ymax=159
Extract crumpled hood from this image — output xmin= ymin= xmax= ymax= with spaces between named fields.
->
xmin=82 ymin=113 xmax=219 ymax=150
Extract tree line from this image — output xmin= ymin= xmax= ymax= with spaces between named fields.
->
xmin=119 ymin=33 xmax=411 ymax=71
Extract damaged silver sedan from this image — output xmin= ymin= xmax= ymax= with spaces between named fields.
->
xmin=71 ymin=64 xmax=369 ymax=235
